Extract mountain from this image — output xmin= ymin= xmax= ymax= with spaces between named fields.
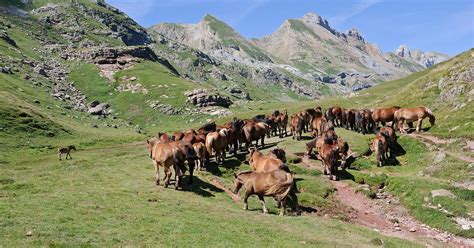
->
xmin=254 ymin=13 xmax=428 ymax=88
xmin=150 ymin=12 xmax=448 ymax=93
xmin=394 ymin=44 xmax=449 ymax=68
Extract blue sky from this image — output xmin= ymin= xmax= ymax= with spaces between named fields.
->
xmin=107 ymin=0 xmax=474 ymax=56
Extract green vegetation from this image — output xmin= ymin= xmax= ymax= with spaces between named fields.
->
xmin=288 ymin=19 xmax=322 ymax=41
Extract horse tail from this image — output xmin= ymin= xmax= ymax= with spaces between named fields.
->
xmin=268 ymin=173 xmax=294 ymax=198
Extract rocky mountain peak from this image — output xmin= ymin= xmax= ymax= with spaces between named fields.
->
xmin=300 ymin=12 xmax=334 ymax=34
xmin=395 ymin=44 xmax=411 ymax=58
xmin=346 ymin=27 xmax=364 ymax=42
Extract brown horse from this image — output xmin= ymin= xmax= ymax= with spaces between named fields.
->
xmin=277 ymin=110 xmax=289 ymax=138
xmin=380 ymin=126 xmax=396 ymax=155
xmin=394 ymin=107 xmax=435 ymax=133
xmin=172 ymin=131 xmax=185 ymax=141
xmin=193 ymin=142 xmax=206 ymax=171
xmin=370 ymin=132 xmax=389 ymax=167
xmin=331 ymin=106 xmax=343 ymax=127
xmin=248 ymin=148 xmax=289 ymax=173
xmin=290 ymin=114 xmax=304 ymax=140
xmin=58 ymin=145 xmax=76 ymax=160
xmin=299 ymin=111 xmax=311 ymax=132
xmin=320 ymin=143 xmax=340 ymax=180
xmin=243 ymin=121 xmax=270 ymax=148
xmin=342 ymin=109 xmax=356 ymax=130
xmin=268 ymin=148 xmax=286 ymax=163
xmin=372 ymin=106 xmax=401 ymax=128
xmin=205 ymin=129 xmax=228 ymax=164
xmin=150 ymin=140 xmax=195 ymax=189
xmin=233 ymin=170 xmax=295 ymax=216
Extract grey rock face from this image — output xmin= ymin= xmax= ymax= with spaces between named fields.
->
xmin=185 ymin=89 xmax=232 ymax=108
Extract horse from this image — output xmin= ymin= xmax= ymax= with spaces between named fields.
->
xmin=150 ymin=140 xmax=196 ymax=189
xmin=205 ymin=128 xmax=229 ymax=164
xmin=371 ymin=106 xmax=401 ymax=128
xmin=380 ymin=126 xmax=396 ymax=156
xmin=370 ymin=132 xmax=389 ymax=167
xmin=172 ymin=131 xmax=185 ymax=141
xmin=277 ymin=110 xmax=289 ymax=138
xmin=306 ymin=130 xmax=338 ymax=157
xmin=343 ymin=109 xmax=356 ymax=130
xmin=233 ymin=170 xmax=295 ymax=216
xmin=192 ymin=142 xmax=206 ymax=171
xmin=310 ymin=116 xmax=324 ymax=137
xmin=248 ymin=148 xmax=289 ymax=173
xmin=394 ymin=107 xmax=435 ymax=133
xmin=198 ymin=122 xmax=217 ymax=135
xmin=268 ymin=148 xmax=286 ymax=163
xmin=218 ymin=118 xmax=244 ymax=155
xmin=243 ymin=121 xmax=270 ymax=149
xmin=331 ymin=106 xmax=343 ymax=127
xmin=58 ymin=145 xmax=76 ymax=160
xmin=290 ymin=114 xmax=304 ymax=140
xmin=298 ymin=111 xmax=311 ymax=132
xmin=320 ymin=142 xmax=340 ymax=180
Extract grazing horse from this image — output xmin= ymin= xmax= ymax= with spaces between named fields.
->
xmin=58 ymin=145 xmax=76 ymax=160
xmin=206 ymin=129 xmax=229 ymax=164
xmin=233 ymin=170 xmax=295 ymax=216
xmin=372 ymin=106 xmax=401 ymax=128
xmin=192 ymin=142 xmax=206 ymax=171
xmin=290 ymin=114 xmax=304 ymax=140
xmin=248 ymin=148 xmax=289 ymax=173
xmin=243 ymin=121 xmax=270 ymax=149
xmin=394 ymin=107 xmax=435 ymax=133
xmin=370 ymin=132 xmax=389 ymax=167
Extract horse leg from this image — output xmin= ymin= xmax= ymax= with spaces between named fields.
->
xmin=261 ymin=136 xmax=265 ymax=148
xmin=258 ymin=195 xmax=268 ymax=214
xmin=279 ymin=198 xmax=287 ymax=216
xmin=67 ymin=152 xmax=72 ymax=160
xmin=163 ymin=166 xmax=171 ymax=188
xmin=416 ymin=119 xmax=423 ymax=132
xmin=153 ymin=160 xmax=160 ymax=185
xmin=323 ymin=161 xmax=328 ymax=175
xmin=174 ymin=163 xmax=181 ymax=190
xmin=58 ymin=153 xmax=61 ymax=161
xmin=243 ymin=191 xmax=250 ymax=210
xmin=188 ymin=160 xmax=194 ymax=185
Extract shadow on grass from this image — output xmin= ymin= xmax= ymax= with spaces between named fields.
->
xmin=181 ymin=176 xmax=223 ymax=197
xmin=338 ymin=169 xmax=355 ymax=181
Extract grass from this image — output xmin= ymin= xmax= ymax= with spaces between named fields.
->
xmin=0 ymin=142 xmax=420 ymax=247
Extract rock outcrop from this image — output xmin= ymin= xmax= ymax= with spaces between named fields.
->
xmin=185 ymin=89 xmax=232 ymax=108
xmin=395 ymin=45 xmax=449 ymax=68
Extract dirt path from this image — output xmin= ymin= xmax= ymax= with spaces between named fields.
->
xmin=408 ymin=133 xmax=474 ymax=163
xmin=209 ymin=177 xmax=241 ymax=203
xmin=299 ymin=155 xmax=473 ymax=247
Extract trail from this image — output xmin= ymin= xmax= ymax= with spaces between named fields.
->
xmin=408 ymin=133 xmax=474 ymax=163
xmin=299 ymin=155 xmax=473 ymax=247
xmin=209 ymin=177 xmax=241 ymax=203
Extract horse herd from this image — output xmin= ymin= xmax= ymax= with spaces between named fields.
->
xmin=145 ymin=105 xmax=435 ymax=215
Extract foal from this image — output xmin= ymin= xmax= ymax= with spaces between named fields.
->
xmin=58 ymin=145 xmax=76 ymax=161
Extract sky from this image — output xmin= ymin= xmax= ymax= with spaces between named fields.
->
xmin=107 ymin=0 xmax=474 ymax=56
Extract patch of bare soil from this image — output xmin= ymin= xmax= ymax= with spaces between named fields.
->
xmin=298 ymin=154 xmax=473 ymax=247
xmin=209 ymin=177 xmax=241 ymax=203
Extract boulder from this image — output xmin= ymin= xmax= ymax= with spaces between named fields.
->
xmin=185 ymin=89 xmax=232 ymax=108
xmin=431 ymin=189 xmax=456 ymax=198
xmin=87 ymin=102 xmax=110 ymax=115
